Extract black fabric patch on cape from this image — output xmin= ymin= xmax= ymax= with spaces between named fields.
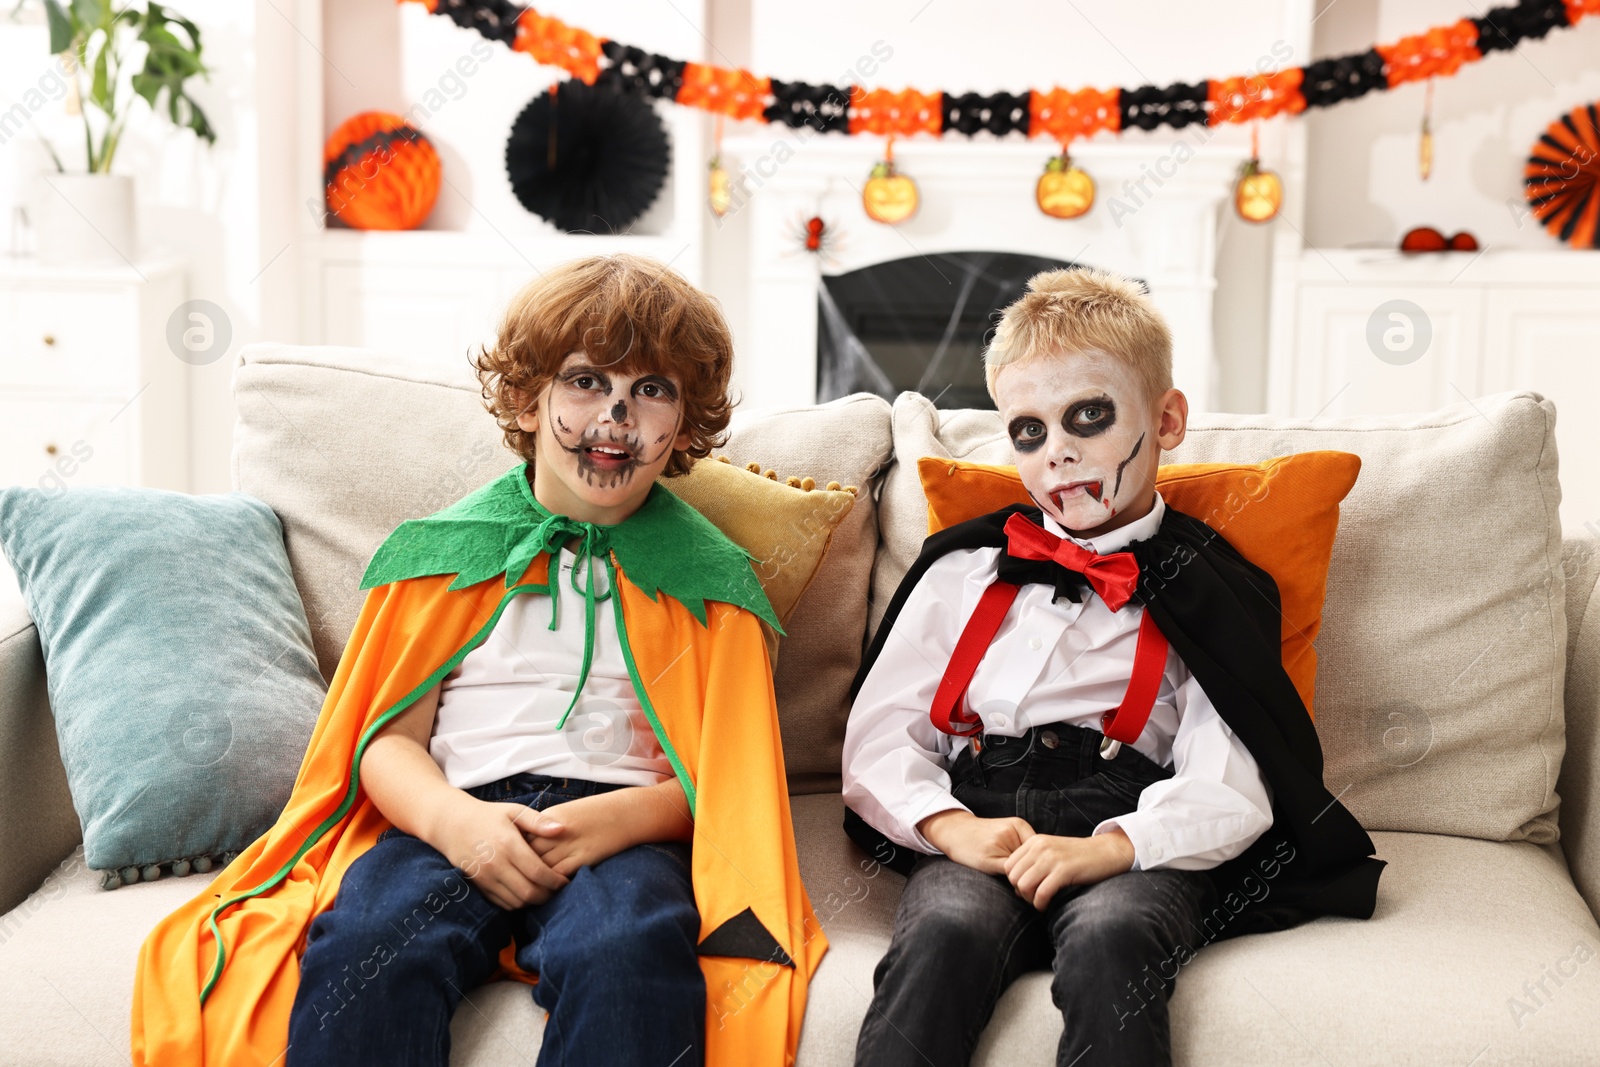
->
xmin=697 ymin=907 xmax=794 ymax=967
xmin=844 ymin=502 xmax=1385 ymax=941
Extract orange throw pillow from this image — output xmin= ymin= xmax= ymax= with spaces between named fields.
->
xmin=916 ymin=452 xmax=1361 ymax=720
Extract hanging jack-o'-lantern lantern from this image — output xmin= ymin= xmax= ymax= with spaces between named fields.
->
xmin=1234 ymin=158 xmax=1283 ymax=223
xmin=1036 ymin=152 xmax=1095 ymax=219
xmin=708 ymin=156 xmax=732 ymax=218
xmin=862 ymin=157 xmax=918 ymax=225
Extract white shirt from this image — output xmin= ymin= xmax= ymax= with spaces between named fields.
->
xmin=429 ymin=542 xmax=673 ymax=790
xmin=841 ymin=491 xmax=1274 ymax=871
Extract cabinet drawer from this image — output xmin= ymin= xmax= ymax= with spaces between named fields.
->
xmin=0 ymin=287 xmax=141 ymax=390
xmin=0 ymin=397 xmax=132 ymax=490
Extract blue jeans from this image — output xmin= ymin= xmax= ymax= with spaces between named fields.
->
xmin=285 ymin=772 xmax=705 ymax=1067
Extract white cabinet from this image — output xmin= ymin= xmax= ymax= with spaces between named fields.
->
xmin=1273 ymin=250 xmax=1600 ymax=533
xmin=1289 ymin=281 xmax=1485 ymax=418
xmin=0 ymin=255 xmax=190 ymax=492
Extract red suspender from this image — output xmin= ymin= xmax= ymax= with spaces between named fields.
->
xmin=1101 ymin=610 xmax=1169 ymax=743
xmin=929 ymin=581 xmax=1021 ymax=736
xmin=928 ymin=580 xmax=1171 ymax=748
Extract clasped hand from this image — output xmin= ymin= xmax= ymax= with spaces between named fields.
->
xmin=916 ymin=810 xmax=1136 ymax=910
xmin=430 ymin=784 xmax=687 ymax=912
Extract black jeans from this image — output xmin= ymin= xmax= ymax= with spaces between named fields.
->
xmin=855 ymin=725 xmax=1218 ymax=1067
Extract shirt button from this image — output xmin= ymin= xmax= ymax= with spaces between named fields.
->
xmin=991 ymin=713 xmax=1009 ymax=729
xmin=1148 ymin=845 xmax=1164 ymax=861
xmin=1027 ymin=636 xmax=1042 ymax=650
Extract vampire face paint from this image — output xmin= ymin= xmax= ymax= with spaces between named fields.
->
xmin=518 ymin=351 xmax=692 ymax=522
xmin=994 ymin=349 xmax=1160 ymax=535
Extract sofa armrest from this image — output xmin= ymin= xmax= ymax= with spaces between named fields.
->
xmin=0 ymin=594 xmax=80 ymax=914
xmin=1558 ymin=535 xmax=1600 ymax=921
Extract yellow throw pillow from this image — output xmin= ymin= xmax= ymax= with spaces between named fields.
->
xmin=662 ymin=455 xmax=858 ymax=666
xmin=916 ymin=452 xmax=1361 ymax=719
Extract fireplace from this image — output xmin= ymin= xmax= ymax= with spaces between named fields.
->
xmin=817 ymin=250 xmax=1098 ymax=409
xmin=717 ymin=137 xmax=1244 ymax=413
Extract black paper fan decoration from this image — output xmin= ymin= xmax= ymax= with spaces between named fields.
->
xmin=1524 ymin=102 xmax=1600 ymax=249
xmin=505 ymin=81 xmax=671 ymax=234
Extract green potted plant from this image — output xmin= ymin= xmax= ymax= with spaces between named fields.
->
xmin=34 ymin=0 xmax=215 ymax=264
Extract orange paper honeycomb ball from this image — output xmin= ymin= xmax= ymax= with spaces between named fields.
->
xmin=323 ymin=112 xmax=442 ymax=231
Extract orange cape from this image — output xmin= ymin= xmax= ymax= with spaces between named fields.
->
xmin=131 ymin=547 xmax=826 ymax=1065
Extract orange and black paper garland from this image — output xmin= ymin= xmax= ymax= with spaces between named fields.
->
xmin=406 ymin=0 xmax=1593 ymax=140
xmin=403 ymin=0 xmax=1597 ymax=228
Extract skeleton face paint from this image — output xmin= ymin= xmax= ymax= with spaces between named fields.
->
xmin=518 ymin=351 xmax=690 ymax=522
xmin=994 ymin=350 xmax=1159 ymax=535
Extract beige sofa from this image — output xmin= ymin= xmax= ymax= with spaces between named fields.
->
xmin=2 ymin=342 xmax=1598 ymax=1065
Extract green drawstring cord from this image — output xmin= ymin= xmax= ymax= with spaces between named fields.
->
xmin=522 ymin=510 xmax=614 ymax=730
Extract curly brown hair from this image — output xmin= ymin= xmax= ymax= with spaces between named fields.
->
xmin=472 ymin=253 xmax=736 ymax=478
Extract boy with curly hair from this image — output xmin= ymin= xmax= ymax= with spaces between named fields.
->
xmin=133 ymin=254 xmax=824 ymax=1067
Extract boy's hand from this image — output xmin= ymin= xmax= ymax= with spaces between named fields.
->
xmin=917 ymin=810 xmax=1035 ymax=875
xmin=428 ymin=795 xmax=570 ymax=911
xmin=1003 ymin=827 xmax=1137 ymax=910
xmin=524 ymin=780 xmax=694 ymax=878
xmin=522 ymin=793 xmax=637 ymax=877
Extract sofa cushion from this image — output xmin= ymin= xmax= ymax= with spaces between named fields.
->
xmin=875 ymin=390 xmax=1567 ymax=844
xmin=229 ymin=343 xmax=892 ymax=793
xmin=8 ymin=796 xmax=1594 ymax=1066
xmin=916 ymin=451 xmax=1362 ymax=718
xmin=0 ymin=486 xmax=326 ymax=878
xmin=717 ymin=394 xmax=893 ymax=792
xmin=785 ymin=794 xmax=1600 ymax=1067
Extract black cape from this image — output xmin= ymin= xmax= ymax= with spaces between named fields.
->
xmin=844 ymin=502 xmax=1385 ymax=940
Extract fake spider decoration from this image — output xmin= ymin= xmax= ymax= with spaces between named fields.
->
xmin=788 ymin=214 xmax=844 ymax=267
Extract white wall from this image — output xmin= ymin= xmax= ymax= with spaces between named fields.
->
xmin=3 ymin=0 xmax=1596 ymax=492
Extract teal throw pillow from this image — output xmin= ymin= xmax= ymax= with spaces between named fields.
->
xmin=0 ymin=486 xmax=326 ymax=889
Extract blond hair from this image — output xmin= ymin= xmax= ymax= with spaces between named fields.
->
xmin=984 ymin=267 xmax=1173 ymax=407
xmin=472 ymin=253 xmax=735 ymax=478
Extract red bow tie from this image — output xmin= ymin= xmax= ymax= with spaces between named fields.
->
xmin=1002 ymin=513 xmax=1141 ymax=611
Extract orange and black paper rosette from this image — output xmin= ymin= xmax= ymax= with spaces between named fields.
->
xmin=1525 ymin=102 xmax=1600 ymax=249
xmin=402 ymin=0 xmax=1597 ymax=145
xmin=324 ymin=111 xmax=442 ymax=231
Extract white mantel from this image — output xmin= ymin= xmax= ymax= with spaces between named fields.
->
xmin=718 ymin=136 xmax=1249 ymax=411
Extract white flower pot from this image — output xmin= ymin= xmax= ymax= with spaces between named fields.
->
xmin=34 ymin=173 xmax=139 ymax=266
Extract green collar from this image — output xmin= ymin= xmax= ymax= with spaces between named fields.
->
xmin=359 ymin=461 xmax=783 ymax=635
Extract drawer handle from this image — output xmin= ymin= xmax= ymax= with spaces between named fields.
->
xmin=43 ymin=334 xmax=56 ymax=347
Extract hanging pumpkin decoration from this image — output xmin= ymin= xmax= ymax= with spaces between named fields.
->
xmin=505 ymin=80 xmax=670 ymax=234
xmin=323 ymin=111 xmax=442 ymax=230
xmin=1036 ymin=150 xmax=1094 ymax=219
xmin=1233 ymin=124 xmax=1282 ymax=224
xmin=862 ymin=137 xmax=918 ymax=225
xmin=1234 ymin=159 xmax=1283 ymax=223
xmin=707 ymin=114 xmax=732 ymax=218
xmin=1524 ymin=101 xmax=1600 ymax=249
xmin=708 ymin=156 xmax=732 ymax=218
